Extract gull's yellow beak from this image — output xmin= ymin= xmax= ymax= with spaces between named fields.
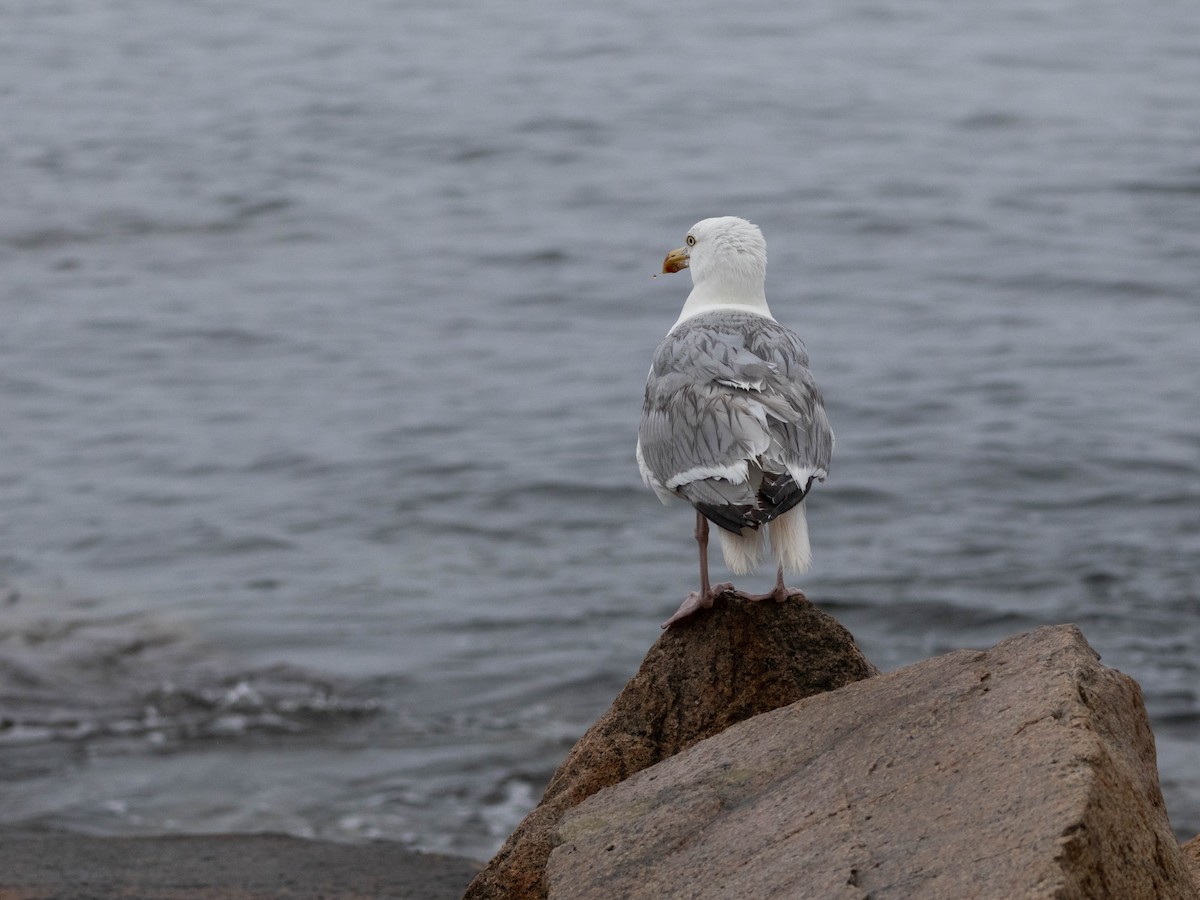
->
xmin=662 ymin=246 xmax=689 ymax=274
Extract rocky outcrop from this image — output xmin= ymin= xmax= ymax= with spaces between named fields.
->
xmin=547 ymin=625 xmax=1198 ymax=900
xmin=1183 ymin=834 xmax=1200 ymax=892
xmin=463 ymin=592 xmax=879 ymax=899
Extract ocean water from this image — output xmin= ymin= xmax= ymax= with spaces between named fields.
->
xmin=2 ymin=0 xmax=1198 ymax=859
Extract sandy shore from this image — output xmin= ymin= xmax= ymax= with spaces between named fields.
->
xmin=0 ymin=829 xmax=481 ymax=899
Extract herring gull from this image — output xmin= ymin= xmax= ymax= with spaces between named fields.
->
xmin=637 ymin=217 xmax=834 ymax=628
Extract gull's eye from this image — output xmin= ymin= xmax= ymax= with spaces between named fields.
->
xmin=686 ymin=235 xmax=696 ymax=246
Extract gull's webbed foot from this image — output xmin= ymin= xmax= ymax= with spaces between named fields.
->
xmin=661 ymin=583 xmax=735 ymax=629
xmin=740 ymin=585 xmax=805 ymax=604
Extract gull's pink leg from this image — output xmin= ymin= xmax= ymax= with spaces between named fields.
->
xmin=662 ymin=513 xmax=734 ymax=628
xmin=741 ymin=563 xmax=804 ymax=604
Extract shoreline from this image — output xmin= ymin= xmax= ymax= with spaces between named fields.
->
xmin=0 ymin=828 xmax=481 ymax=899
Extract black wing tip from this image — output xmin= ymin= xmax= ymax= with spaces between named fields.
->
xmin=690 ymin=475 xmax=819 ymax=536
xmin=694 ymin=502 xmax=763 ymax=535
xmin=756 ymin=471 xmax=813 ymax=520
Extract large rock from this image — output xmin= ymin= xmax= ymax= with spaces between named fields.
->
xmin=464 ymin=592 xmax=879 ymax=899
xmin=547 ymin=625 xmax=1197 ymax=900
xmin=1184 ymin=834 xmax=1200 ymax=892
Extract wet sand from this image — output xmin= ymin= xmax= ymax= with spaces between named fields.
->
xmin=0 ymin=829 xmax=480 ymax=899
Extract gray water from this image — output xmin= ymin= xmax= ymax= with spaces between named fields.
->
xmin=2 ymin=0 xmax=1199 ymax=860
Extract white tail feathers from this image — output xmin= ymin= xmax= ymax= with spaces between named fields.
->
xmin=715 ymin=502 xmax=812 ymax=576
xmin=769 ymin=503 xmax=812 ymax=574
xmin=715 ymin=524 xmax=765 ymax=575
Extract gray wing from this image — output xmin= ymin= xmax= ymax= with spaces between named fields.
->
xmin=637 ymin=310 xmax=833 ymax=534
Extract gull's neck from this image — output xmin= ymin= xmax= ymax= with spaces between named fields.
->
xmin=671 ymin=278 xmax=773 ymax=329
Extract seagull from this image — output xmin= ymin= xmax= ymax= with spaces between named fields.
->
xmin=637 ymin=217 xmax=833 ymax=628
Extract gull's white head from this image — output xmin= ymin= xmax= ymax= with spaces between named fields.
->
xmin=662 ymin=216 xmax=772 ymax=324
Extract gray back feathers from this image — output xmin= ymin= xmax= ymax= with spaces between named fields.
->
xmin=638 ymin=310 xmax=833 ymax=533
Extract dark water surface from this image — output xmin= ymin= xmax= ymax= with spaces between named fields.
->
xmin=2 ymin=0 xmax=1199 ymax=857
